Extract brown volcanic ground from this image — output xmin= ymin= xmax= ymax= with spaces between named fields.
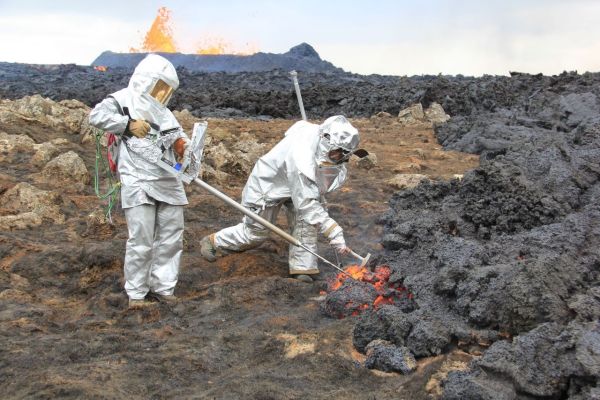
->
xmin=0 ymin=96 xmax=477 ymax=399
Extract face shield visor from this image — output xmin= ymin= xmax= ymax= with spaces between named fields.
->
xmin=317 ymin=134 xmax=350 ymax=165
xmin=326 ymin=147 xmax=352 ymax=164
xmin=328 ymin=147 xmax=369 ymax=164
xmin=318 ymin=135 xmax=368 ymax=165
xmin=149 ymin=79 xmax=175 ymax=106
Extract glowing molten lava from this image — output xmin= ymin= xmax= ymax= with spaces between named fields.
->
xmin=195 ymin=37 xmax=258 ymax=55
xmin=330 ymin=264 xmax=390 ymax=291
xmin=328 ymin=264 xmax=412 ymax=317
xmin=196 ymin=37 xmax=229 ymax=55
xmin=130 ymin=7 xmax=258 ymax=55
xmin=330 ymin=265 xmax=369 ymax=290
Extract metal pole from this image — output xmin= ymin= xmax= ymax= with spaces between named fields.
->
xmin=193 ymin=178 xmax=352 ymax=277
xmin=290 ymin=70 xmax=307 ymax=121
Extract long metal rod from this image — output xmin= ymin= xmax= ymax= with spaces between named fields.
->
xmin=193 ymin=178 xmax=352 ymax=277
xmin=290 ymin=70 xmax=307 ymax=121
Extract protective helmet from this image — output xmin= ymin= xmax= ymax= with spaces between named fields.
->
xmin=128 ymin=54 xmax=179 ymax=106
xmin=316 ymin=115 xmax=367 ymax=164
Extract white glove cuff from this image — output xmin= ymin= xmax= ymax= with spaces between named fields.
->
xmin=330 ymin=236 xmax=346 ymax=248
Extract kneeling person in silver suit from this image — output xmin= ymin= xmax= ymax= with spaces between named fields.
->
xmin=200 ymin=115 xmax=366 ymax=283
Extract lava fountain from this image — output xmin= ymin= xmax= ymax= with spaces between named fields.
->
xmin=129 ymin=6 xmax=258 ymax=55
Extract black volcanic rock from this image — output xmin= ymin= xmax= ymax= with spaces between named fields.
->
xmin=371 ymin=71 xmax=600 ymax=396
xmin=2 ymin=55 xmax=600 ymax=397
xmin=2 ymin=61 xmax=600 ymax=121
xmin=91 ymin=43 xmax=339 ymax=73
xmin=364 ymin=340 xmax=417 ymax=374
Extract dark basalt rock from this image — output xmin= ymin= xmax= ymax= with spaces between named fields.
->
xmin=3 ymin=61 xmax=600 ymax=121
xmin=364 ymin=339 xmax=416 ymax=374
xmin=375 ymin=70 xmax=600 ymax=396
xmin=3 ymin=57 xmax=600 ymax=397
xmin=320 ymin=280 xmax=377 ymax=319
xmin=441 ymin=369 xmax=517 ymax=400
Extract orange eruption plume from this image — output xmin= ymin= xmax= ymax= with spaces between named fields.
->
xmin=196 ymin=37 xmax=231 ymax=55
xmin=130 ymin=7 xmax=259 ymax=55
xmin=130 ymin=7 xmax=177 ymax=53
xmin=195 ymin=37 xmax=260 ymax=55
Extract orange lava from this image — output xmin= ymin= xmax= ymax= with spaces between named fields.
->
xmin=131 ymin=7 xmax=177 ymax=53
xmin=130 ymin=7 xmax=259 ymax=55
xmin=328 ymin=264 xmax=413 ymax=316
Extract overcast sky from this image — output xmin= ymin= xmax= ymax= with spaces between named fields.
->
xmin=1 ymin=0 xmax=599 ymax=76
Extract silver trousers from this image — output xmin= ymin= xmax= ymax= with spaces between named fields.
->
xmin=123 ymin=202 xmax=184 ymax=299
xmin=213 ymin=201 xmax=319 ymax=274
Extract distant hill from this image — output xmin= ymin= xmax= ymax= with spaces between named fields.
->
xmin=91 ymin=43 xmax=343 ymax=73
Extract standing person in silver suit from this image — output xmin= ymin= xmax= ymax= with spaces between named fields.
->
xmin=89 ymin=54 xmax=190 ymax=307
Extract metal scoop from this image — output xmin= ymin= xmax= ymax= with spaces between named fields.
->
xmin=349 ymin=250 xmax=371 ymax=267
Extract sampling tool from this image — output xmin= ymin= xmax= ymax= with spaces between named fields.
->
xmin=349 ymin=250 xmax=371 ymax=268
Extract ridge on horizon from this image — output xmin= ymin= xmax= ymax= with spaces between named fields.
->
xmin=91 ymin=43 xmax=343 ymax=73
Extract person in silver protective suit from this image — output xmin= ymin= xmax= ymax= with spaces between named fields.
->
xmin=200 ymin=115 xmax=367 ymax=283
xmin=89 ymin=54 xmax=191 ymax=307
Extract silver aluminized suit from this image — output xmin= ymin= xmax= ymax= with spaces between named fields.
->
xmin=89 ymin=54 xmax=188 ymax=299
xmin=213 ymin=116 xmax=359 ymax=275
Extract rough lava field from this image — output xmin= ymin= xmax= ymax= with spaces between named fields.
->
xmin=0 ymin=50 xmax=599 ymax=399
